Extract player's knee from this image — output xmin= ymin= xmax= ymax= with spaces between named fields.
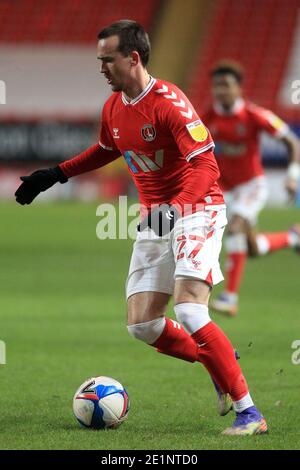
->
xmin=174 ymin=278 xmax=211 ymax=305
xmin=228 ymin=215 xmax=247 ymax=234
xmin=127 ymin=292 xmax=170 ymax=326
xmin=127 ymin=317 xmax=166 ymax=344
xmin=174 ymin=303 xmax=211 ymax=334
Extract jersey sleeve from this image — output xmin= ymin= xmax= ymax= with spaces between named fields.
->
xmin=59 ymin=143 xmax=120 ymax=178
xmin=158 ymin=84 xmax=215 ymax=160
xmin=249 ymin=104 xmax=290 ymax=138
xmin=99 ymin=102 xmax=118 ymax=151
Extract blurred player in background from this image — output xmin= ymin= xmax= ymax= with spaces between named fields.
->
xmin=202 ymin=62 xmax=300 ymax=317
xmin=15 ymin=21 xmax=267 ymax=435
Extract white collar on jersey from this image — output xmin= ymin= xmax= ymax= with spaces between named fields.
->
xmin=122 ymin=76 xmax=156 ymax=106
xmin=213 ymin=97 xmax=245 ymax=116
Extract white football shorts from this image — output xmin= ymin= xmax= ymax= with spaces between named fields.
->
xmin=224 ymin=176 xmax=268 ymax=226
xmin=126 ymin=205 xmax=227 ymax=299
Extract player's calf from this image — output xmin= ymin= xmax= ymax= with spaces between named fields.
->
xmin=127 ymin=310 xmax=233 ymax=417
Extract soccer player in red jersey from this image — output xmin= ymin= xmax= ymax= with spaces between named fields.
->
xmin=15 ymin=21 xmax=267 ymax=435
xmin=203 ymin=62 xmax=300 ymax=317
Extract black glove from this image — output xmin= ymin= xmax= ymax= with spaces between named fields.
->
xmin=15 ymin=166 xmax=68 ymax=205
xmin=139 ymin=204 xmax=180 ymax=237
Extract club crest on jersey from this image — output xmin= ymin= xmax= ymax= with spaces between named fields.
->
xmin=141 ymin=124 xmax=156 ymax=142
xmin=186 ymin=120 xmax=208 ymax=142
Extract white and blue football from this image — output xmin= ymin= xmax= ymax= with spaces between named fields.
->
xmin=73 ymin=376 xmax=130 ymax=429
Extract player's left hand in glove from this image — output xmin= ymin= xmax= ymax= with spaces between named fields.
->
xmin=15 ymin=166 xmax=68 ymax=205
xmin=139 ymin=204 xmax=180 ymax=237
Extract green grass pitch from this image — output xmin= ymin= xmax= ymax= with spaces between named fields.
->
xmin=0 ymin=201 xmax=299 ymax=450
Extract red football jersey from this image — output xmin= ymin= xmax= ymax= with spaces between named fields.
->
xmin=99 ymin=77 xmax=224 ymax=210
xmin=202 ymin=99 xmax=290 ymax=191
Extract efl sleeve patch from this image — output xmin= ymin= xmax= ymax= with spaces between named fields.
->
xmin=267 ymin=113 xmax=286 ymax=132
xmin=186 ymin=120 xmax=208 ymax=142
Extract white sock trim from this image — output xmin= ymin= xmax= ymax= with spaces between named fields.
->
xmin=225 ymin=233 xmax=247 ymax=253
xmin=127 ymin=317 xmax=166 ymax=344
xmin=256 ymin=234 xmax=270 ymax=255
xmin=233 ymin=392 xmax=254 ymax=412
xmin=174 ymin=303 xmax=211 ymax=335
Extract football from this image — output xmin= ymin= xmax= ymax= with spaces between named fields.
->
xmin=73 ymin=376 xmax=130 ymax=429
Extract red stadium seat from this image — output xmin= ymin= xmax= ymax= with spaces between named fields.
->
xmin=187 ymin=0 xmax=300 ymax=121
xmin=0 ymin=0 xmax=160 ymax=44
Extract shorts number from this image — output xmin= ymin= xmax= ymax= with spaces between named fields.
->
xmin=176 ymin=234 xmax=205 ymax=261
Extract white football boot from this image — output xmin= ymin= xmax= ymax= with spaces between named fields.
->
xmin=210 ymin=291 xmax=238 ymax=317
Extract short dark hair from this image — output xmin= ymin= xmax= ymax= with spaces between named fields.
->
xmin=98 ymin=20 xmax=151 ymax=67
xmin=211 ymin=61 xmax=244 ymax=83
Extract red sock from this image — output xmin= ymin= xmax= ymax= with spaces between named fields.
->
xmin=152 ymin=318 xmax=249 ymax=401
xmin=152 ymin=317 xmax=199 ymax=362
xmin=225 ymin=252 xmax=247 ymax=294
xmin=192 ymin=321 xmax=248 ymax=401
xmin=257 ymin=232 xmax=289 ymax=253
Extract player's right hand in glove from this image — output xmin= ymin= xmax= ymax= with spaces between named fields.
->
xmin=139 ymin=204 xmax=180 ymax=237
xmin=15 ymin=166 xmax=68 ymax=205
